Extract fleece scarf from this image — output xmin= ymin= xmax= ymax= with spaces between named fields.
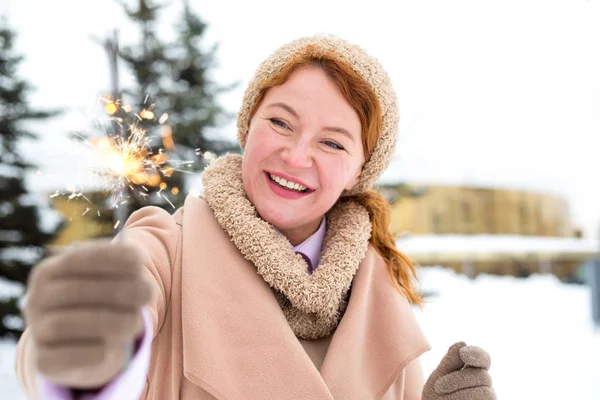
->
xmin=202 ymin=154 xmax=372 ymax=339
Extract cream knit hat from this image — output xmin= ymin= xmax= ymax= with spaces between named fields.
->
xmin=236 ymin=35 xmax=399 ymax=196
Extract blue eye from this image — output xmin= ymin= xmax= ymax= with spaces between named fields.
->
xmin=324 ymin=141 xmax=344 ymax=150
xmin=270 ymin=118 xmax=290 ymax=130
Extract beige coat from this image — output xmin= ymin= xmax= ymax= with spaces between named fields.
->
xmin=16 ymin=195 xmax=430 ymax=399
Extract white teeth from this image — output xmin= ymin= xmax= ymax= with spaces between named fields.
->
xmin=269 ymin=173 xmax=308 ymax=192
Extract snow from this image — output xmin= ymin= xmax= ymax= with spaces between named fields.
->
xmin=0 ymin=164 xmax=21 ymax=178
xmin=415 ymin=267 xmax=600 ymax=399
xmin=0 ymin=202 xmax=15 ymax=218
xmin=0 ymin=266 xmax=599 ymax=399
xmin=0 ymin=339 xmax=22 ymax=400
xmin=0 ymin=193 xmax=63 ymax=236
xmin=0 ymin=247 xmax=43 ymax=265
xmin=17 ymin=194 xmax=64 ymax=234
xmin=0 ymin=277 xmax=23 ymax=300
xmin=0 ymin=194 xmax=62 ymax=237
xmin=184 ymin=171 xmax=204 ymax=196
xmin=35 ymin=207 xmax=63 ymax=235
xmin=397 ymin=234 xmax=600 ymax=255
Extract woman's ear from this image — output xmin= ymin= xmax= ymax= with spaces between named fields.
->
xmin=344 ymin=169 xmax=362 ymax=191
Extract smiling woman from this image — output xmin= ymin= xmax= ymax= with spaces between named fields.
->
xmin=16 ymin=35 xmax=496 ymax=400
xmin=242 ymin=66 xmax=365 ymax=245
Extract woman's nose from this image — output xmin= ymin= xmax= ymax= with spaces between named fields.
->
xmin=281 ymin=139 xmax=312 ymax=169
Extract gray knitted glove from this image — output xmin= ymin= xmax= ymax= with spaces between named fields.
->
xmin=422 ymin=342 xmax=496 ymax=400
xmin=23 ymin=239 xmax=154 ymax=389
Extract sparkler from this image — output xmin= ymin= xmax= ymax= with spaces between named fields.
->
xmin=45 ymin=95 xmax=211 ymax=364
xmin=48 ymin=96 xmax=202 ymax=234
xmin=95 ymin=96 xmax=198 ymax=228
xmin=101 ymin=95 xmax=185 ymax=364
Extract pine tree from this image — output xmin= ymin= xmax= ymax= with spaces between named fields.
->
xmin=0 ymin=18 xmax=64 ymax=339
xmin=113 ymin=0 xmax=237 ymax=211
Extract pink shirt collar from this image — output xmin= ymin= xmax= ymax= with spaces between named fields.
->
xmin=291 ymin=216 xmax=326 ymax=268
xmin=275 ymin=216 xmax=327 ymax=268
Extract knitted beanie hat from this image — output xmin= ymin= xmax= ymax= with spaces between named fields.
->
xmin=236 ymin=35 xmax=399 ymax=196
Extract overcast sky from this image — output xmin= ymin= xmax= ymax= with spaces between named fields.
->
xmin=1 ymin=0 xmax=599 ymax=238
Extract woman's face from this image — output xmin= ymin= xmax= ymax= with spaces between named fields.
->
xmin=242 ymin=67 xmax=365 ymax=245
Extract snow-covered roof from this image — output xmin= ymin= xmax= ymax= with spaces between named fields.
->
xmin=396 ymin=234 xmax=599 ymax=260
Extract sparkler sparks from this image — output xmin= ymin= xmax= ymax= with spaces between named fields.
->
xmin=89 ymin=121 xmax=163 ymax=193
xmin=48 ymin=96 xmax=205 ymax=233
xmin=97 ymin=97 xmax=198 ymax=196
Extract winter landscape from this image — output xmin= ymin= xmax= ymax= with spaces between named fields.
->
xmin=1 ymin=0 xmax=600 ymax=399
xmin=2 ymin=265 xmax=600 ymax=399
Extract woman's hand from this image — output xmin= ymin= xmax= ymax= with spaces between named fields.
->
xmin=422 ymin=342 xmax=496 ymax=400
xmin=23 ymin=239 xmax=155 ymax=389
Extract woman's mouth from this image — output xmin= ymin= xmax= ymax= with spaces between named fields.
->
xmin=264 ymin=171 xmax=315 ymax=200
xmin=267 ymin=172 xmax=310 ymax=193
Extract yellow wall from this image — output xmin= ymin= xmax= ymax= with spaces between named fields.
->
xmin=385 ymin=185 xmax=573 ymax=237
xmin=382 ymin=184 xmax=588 ymax=279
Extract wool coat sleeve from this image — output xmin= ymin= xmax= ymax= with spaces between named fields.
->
xmin=118 ymin=205 xmax=182 ymax=339
xmin=403 ymin=358 xmax=426 ymax=400
xmin=14 ymin=206 xmax=181 ymax=399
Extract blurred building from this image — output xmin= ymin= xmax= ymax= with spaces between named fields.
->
xmin=381 ymin=184 xmax=573 ymax=237
xmin=380 ymin=184 xmax=598 ymax=280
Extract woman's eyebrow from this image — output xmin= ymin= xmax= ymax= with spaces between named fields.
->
xmin=267 ymin=102 xmax=299 ymax=118
xmin=323 ymin=126 xmax=355 ymax=143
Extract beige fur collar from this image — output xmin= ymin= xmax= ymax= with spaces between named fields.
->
xmin=202 ymin=154 xmax=371 ymax=339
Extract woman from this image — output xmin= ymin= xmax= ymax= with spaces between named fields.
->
xmin=16 ymin=35 xmax=496 ymax=399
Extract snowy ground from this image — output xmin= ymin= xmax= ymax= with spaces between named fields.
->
xmin=0 ymin=339 xmax=22 ymax=399
xmin=1 ymin=266 xmax=599 ymax=399
xmin=415 ymin=267 xmax=600 ymax=400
